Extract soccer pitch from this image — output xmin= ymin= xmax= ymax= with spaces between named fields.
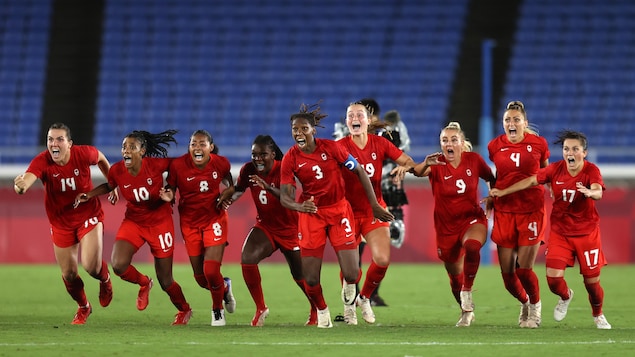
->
xmin=0 ymin=263 xmax=632 ymax=356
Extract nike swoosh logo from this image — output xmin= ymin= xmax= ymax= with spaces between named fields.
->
xmin=213 ymin=237 xmax=222 ymax=241
xmin=187 ymin=177 xmax=195 ymax=181
xmin=555 ymin=181 xmax=564 ymax=185
xmin=589 ymin=265 xmax=598 ymax=270
xmin=444 ymin=175 xmax=453 ymax=180
xmin=500 ymin=148 xmax=510 ymax=151
xmin=124 ymin=184 xmax=131 ymax=188
xmin=298 ymin=162 xmax=307 ymax=168
xmin=345 ymin=233 xmax=353 ymax=238
xmin=53 ymin=173 xmax=60 ymax=177
xmin=528 ymin=237 xmax=537 ymax=240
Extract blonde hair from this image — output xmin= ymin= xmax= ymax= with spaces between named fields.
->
xmin=441 ymin=121 xmax=473 ymax=152
xmin=504 ymin=100 xmax=539 ymax=135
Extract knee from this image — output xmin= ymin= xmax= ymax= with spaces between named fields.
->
xmin=373 ymin=254 xmax=390 ymax=267
xmin=304 ymin=276 xmax=320 ymax=287
xmin=62 ymin=271 xmax=79 ymax=282
xmin=111 ymin=262 xmax=128 ymax=276
xmin=241 ymin=251 xmax=260 ymax=265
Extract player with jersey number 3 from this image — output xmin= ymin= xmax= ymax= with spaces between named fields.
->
xmin=490 ymin=130 xmax=611 ymax=329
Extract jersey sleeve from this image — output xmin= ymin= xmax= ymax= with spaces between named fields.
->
xmin=235 ymin=163 xmax=250 ymax=192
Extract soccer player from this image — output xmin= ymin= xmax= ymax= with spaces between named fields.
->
xmin=336 ymin=101 xmax=415 ymax=324
xmin=412 ymin=122 xmax=495 ymax=327
xmin=279 ymin=102 xmax=394 ymax=328
xmin=162 ymin=129 xmax=236 ymax=326
xmin=224 ymin=134 xmax=316 ymax=326
xmin=75 ymin=130 xmax=192 ymax=325
xmin=14 ymin=123 xmax=116 ymax=325
xmin=490 ymin=130 xmax=611 ymax=329
xmin=487 ymin=101 xmax=550 ymax=328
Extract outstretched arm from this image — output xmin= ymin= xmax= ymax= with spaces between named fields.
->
xmin=13 ymin=172 xmax=38 ymax=195
xmin=412 ymin=152 xmax=445 ymax=177
xmin=280 ymin=183 xmax=317 ymax=213
xmin=74 ymin=182 xmax=115 ymax=208
xmin=489 ymin=175 xmax=539 ymax=197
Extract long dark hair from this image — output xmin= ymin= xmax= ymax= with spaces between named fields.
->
xmin=126 ymin=129 xmax=178 ymax=158
xmin=253 ymin=134 xmax=284 ymax=160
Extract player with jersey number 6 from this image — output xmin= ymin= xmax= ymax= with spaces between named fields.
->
xmin=490 ymin=130 xmax=611 ymax=329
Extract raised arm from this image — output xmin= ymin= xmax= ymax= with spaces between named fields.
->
xmin=13 ymin=172 xmax=38 ymax=195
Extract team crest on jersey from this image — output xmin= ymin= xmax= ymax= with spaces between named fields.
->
xmin=213 ymin=172 xmax=218 ymax=179
xmin=371 ymin=153 xmax=377 ymax=160
xmin=527 ymin=145 xmax=533 ymax=152
xmin=321 ymin=153 xmax=327 ymax=161
xmin=466 ymin=169 xmax=472 ymax=177
xmin=147 ymin=178 xmax=153 ymax=185
xmin=74 ymin=169 xmax=79 ymax=176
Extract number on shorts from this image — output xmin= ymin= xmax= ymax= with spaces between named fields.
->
xmin=158 ymin=232 xmax=174 ymax=251
xmin=527 ymin=221 xmax=538 ymax=237
xmin=583 ymin=249 xmax=599 ymax=267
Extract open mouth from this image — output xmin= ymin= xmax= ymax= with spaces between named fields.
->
xmin=296 ymin=138 xmax=306 ymax=147
xmin=352 ymin=123 xmax=361 ymax=130
xmin=193 ymin=153 xmax=204 ymax=161
xmin=255 ymin=163 xmax=265 ymax=171
xmin=567 ymin=157 xmax=575 ymax=164
xmin=51 ymin=148 xmax=60 ymax=159
xmin=124 ymin=156 xmax=132 ymax=165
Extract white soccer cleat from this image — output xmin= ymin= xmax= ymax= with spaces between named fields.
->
xmin=594 ymin=314 xmax=612 ymax=329
xmin=524 ymin=301 xmax=542 ymax=328
xmin=554 ymin=289 xmax=574 ymax=322
xmin=343 ymin=303 xmax=357 ymax=325
xmin=211 ymin=308 xmax=226 ymax=326
xmin=460 ymin=290 xmax=474 ymax=312
xmin=223 ymin=277 xmax=236 ymax=313
xmin=456 ymin=311 xmax=475 ymax=327
xmin=317 ymin=307 xmax=333 ymax=328
xmin=518 ymin=302 xmax=530 ymax=327
xmin=357 ymin=295 xmax=375 ymax=324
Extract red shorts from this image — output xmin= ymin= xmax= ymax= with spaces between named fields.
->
xmin=546 ymin=226 xmax=607 ymax=276
xmin=491 ymin=209 xmax=546 ymax=248
xmin=180 ymin=214 xmax=228 ymax=257
xmin=299 ymin=199 xmax=357 ymax=257
xmin=436 ymin=216 xmax=487 ymax=263
xmin=116 ymin=217 xmax=175 ymax=259
xmin=254 ymin=222 xmax=299 ymax=252
xmin=354 ymin=215 xmax=390 ymax=240
xmin=50 ymin=211 xmax=105 ymax=248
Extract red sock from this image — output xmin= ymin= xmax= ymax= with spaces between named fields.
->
xmin=546 ymin=276 xmax=570 ymax=300
xmin=63 ymin=275 xmax=88 ymax=307
xmin=89 ymin=260 xmax=110 ymax=282
xmin=204 ymin=260 xmax=225 ymax=310
xmin=295 ymin=278 xmax=316 ymax=311
xmin=462 ymin=239 xmax=482 ymax=290
xmin=360 ymin=262 xmax=388 ymax=298
xmin=118 ymin=265 xmax=150 ymax=286
xmin=502 ymin=272 xmax=529 ymax=304
xmin=194 ymin=273 xmax=209 ymax=290
xmin=242 ymin=264 xmax=266 ymax=310
xmin=164 ymin=281 xmax=190 ymax=312
xmin=448 ymin=272 xmax=463 ymax=305
xmin=516 ymin=268 xmax=540 ymax=304
xmin=584 ymin=281 xmax=604 ymax=316
xmin=305 ymin=283 xmax=327 ymax=310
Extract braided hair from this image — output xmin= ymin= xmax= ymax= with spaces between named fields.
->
xmin=253 ymin=134 xmax=284 ymax=160
xmin=126 ymin=129 xmax=178 ymax=158
xmin=290 ymin=101 xmax=328 ymax=128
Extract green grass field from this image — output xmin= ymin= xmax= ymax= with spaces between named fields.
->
xmin=0 ymin=263 xmax=633 ymax=356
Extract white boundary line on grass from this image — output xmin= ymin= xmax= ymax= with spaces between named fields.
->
xmin=1 ymin=340 xmax=633 ymax=347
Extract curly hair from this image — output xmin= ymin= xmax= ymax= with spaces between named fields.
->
xmin=126 ymin=129 xmax=178 ymax=158
xmin=290 ymin=101 xmax=328 ymax=128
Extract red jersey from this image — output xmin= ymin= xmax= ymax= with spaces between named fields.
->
xmin=337 ymin=135 xmax=403 ymax=217
xmin=167 ymin=153 xmax=230 ymax=228
xmin=536 ymin=160 xmax=604 ymax=236
xmin=26 ymin=145 xmax=103 ymax=230
xmin=488 ymin=133 xmax=550 ymax=213
xmin=280 ymin=138 xmax=349 ymax=207
xmin=108 ymin=157 xmax=172 ymax=226
xmin=428 ymin=152 xmax=495 ymax=236
xmin=235 ymin=160 xmax=298 ymax=237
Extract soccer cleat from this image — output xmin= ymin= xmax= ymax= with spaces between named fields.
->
xmin=554 ymin=289 xmax=574 ymax=322
xmin=357 ymin=295 xmax=376 ymax=324
xmin=343 ymin=303 xmax=358 ymax=325
xmin=251 ymin=308 xmax=269 ymax=327
xmin=172 ymin=309 xmax=193 ymax=325
xmin=460 ymin=290 xmax=474 ymax=312
xmin=317 ymin=307 xmax=333 ymax=328
xmin=99 ymin=274 xmax=113 ymax=307
xmin=524 ymin=301 xmax=542 ymax=328
xmin=305 ymin=308 xmax=318 ymax=326
xmin=456 ymin=311 xmax=475 ymax=327
xmin=223 ymin=277 xmax=236 ymax=313
xmin=137 ymin=278 xmax=153 ymax=311
xmin=594 ymin=314 xmax=612 ymax=329
xmin=71 ymin=303 xmax=92 ymax=325
xmin=211 ymin=308 xmax=226 ymax=326
xmin=518 ymin=302 xmax=529 ymax=327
